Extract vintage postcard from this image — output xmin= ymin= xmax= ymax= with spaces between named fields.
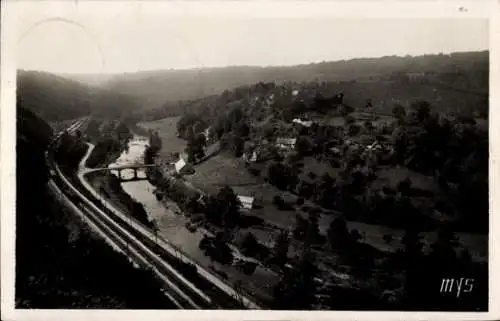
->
xmin=1 ymin=0 xmax=498 ymax=320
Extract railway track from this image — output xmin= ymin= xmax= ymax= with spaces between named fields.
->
xmin=48 ymin=151 xmax=213 ymax=309
xmin=46 ymin=118 xmax=262 ymax=310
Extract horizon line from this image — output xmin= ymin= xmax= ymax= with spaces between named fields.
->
xmin=19 ymin=49 xmax=489 ymax=76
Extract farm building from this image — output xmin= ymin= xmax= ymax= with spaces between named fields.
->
xmin=203 ymin=127 xmax=211 ymax=141
xmin=243 ymin=150 xmax=259 ymax=163
xmin=266 ymin=94 xmax=275 ymax=105
xmin=175 ymin=157 xmax=187 ymax=173
xmin=237 ymin=195 xmax=255 ymax=211
xmin=276 ymin=137 xmax=297 ymax=150
xmin=292 ymin=118 xmax=313 ymax=128
xmin=329 ymin=147 xmax=343 ymax=156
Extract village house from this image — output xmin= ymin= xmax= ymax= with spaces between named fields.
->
xmin=366 ymin=140 xmax=383 ymax=151
xmin=243 ymin=150 xmax=259 ymax=163
xmin=276 ymin=137 xmax=297 ymax=150
xmin=405 ymin=72 xmax=428 ymax=80
xmin=175 ymin=156 xmax=187 ymax=174
xmin=329 ymin=146 xmax=343 ymax=156
xmin=203 ymin=126 xmax=211 ymax=143
xmin=266 ymin=93 xmax=275 ymax=106
xmin=292 ymin=118 xmax=313 ymax=128
xmin=237 ymin=195 xmax=255 ymax=211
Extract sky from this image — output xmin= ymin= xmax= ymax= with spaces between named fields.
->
xmin=14 ymin=2 xmax=489 ymax=74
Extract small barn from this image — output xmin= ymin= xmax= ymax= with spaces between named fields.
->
xmin=175 ymin=157 xmax=187 ymax=173
xmin=203 ymin=127 xmax=211 ymax=141
xmin=276 ymin=137 xmax=297 ymax=150
xmin=237 ymin=195 xmax=255 ymax=211
xmin=292 ymin=118 xmax=313 ymax=128
xmin=243 ymin=150 xmax=259 ymax=163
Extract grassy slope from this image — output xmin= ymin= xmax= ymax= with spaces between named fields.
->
xmin=138 ymin=116 xmax=186 ymax=158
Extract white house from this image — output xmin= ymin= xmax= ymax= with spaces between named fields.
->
xmin=276 ymin=137 xmax=297 ymax=150
xmin=203 ymin=127 xmax=211 ymax=141
xmin=237 ymin=195 xmax=255 ymax=211
xmin=175 ymin=157 xmax=187 ymax=173
xmin=266 ymin=94 xmax=275 ymax=105
xmin=243 ymin=150 xmax=259 ymax=163
xmin=330 ymin=147 xmax=342 ymax=155
xmin=292 ymin=89 xmax=299 ymax=96
xmin=366 ymin=140 xmax=382 ymax=151
xmin=292 ymin=118 xmax=313 ymax=128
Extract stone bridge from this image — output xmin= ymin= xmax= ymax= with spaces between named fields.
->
xmin=86 ymin=163 xmax=171 ymax=181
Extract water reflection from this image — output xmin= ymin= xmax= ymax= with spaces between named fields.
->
xmin=108 ymin=135 xmax=278 ymax=300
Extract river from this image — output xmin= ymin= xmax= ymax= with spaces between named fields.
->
xmin=108 ymin=134 xmax=278 ymax=303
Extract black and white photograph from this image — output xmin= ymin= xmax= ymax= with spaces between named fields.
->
xmin=1 ymin=1 xmax=498 ymax=320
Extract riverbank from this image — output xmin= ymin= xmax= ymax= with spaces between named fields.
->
xmin=85 ymin=171 xmax=155 ymax=229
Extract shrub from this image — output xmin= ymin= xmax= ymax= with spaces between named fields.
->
xmin=345 ymin=115 xmax=355 ymax=124
xmin=240 ymin=232 xmax=260 ymax=257
xmin=350 ymin=229 xmax=363 ymax=244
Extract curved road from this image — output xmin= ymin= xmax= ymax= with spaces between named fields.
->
xmin=77 ymin=143 xmax=262 ymax=309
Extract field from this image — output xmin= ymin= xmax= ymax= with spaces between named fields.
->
xmin=138 ymin=116 xmax=186 ymax=157
xmin=372 ymin=166 xmax=438 ymax=191
xmin=185 ymin=154 xmax=299 ymax=237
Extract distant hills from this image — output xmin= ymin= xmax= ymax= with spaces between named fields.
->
xmin=18 ymin=51 xmax=488 ymax=122
xmin=63 ymin=51 xmax=489 ymax=112
xmin=17 ymin=70 xmax=141 ymax=122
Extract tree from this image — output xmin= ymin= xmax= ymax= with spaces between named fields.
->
xmin=410 ymin=100 xmax=431 ymax=124
xmin=363 ymin=120 xmax=375 ymax=135
xmin=344 ymin=115 xmax=355 ymax=125
xmin=186 ymin=133 xmax=206 ymax=163
xmin=397 ymin=177 xmax=412 ymax=196
xmin=292 ymin=214 xmax=308 ymax=241
xmin=233 ymin=136 xmax=245 ymax=157
xmin=273 ymin=195 xmax=286 ymax=209
xmin=400 ymin=226 xmax=424 ymax=304
xmin=213 ymin=115 xmax=232 ymax=139
xmin=392 ymin=104 xmax=406 ymax=121
xmin=304 ymin=211 xmax=323 ymax=246
xmin=317 ymin=173 xmax=337 ymax=209
xmin=235 ymin=121 xmax=250 ymax=138
xmin=349 ymin=229 xmax=363 ymax=244
xmin=177 ymin=114 xmax=204 ymax=139
xmin=144 ymin=146 xmax=155 ymax=165
xmin=272 ymin=230 xmax=290 ymax=270
xmin=428 ymin=225 xmax=459 ymax=274
xmin=116 ymin=122 xmax=131 ymax=141
xmin=295 ymin=136 xmax=313 ymax=156
xmin=216 ymin=186 xmax=241 ymax=228
xmin=241 ymin=232 xmax=259 ymax=257
xmin=267 ymin=162 xmax=294 ymax=190
xmin=273 ymin=249 xmax=318 ymax=309
xmin=327 ymin=216 xmax=350 ymax=250
xmin=290 ymin=100 xmax=307 ymax=115
xmin=348 ymin=123 xmax=361 ymax=136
